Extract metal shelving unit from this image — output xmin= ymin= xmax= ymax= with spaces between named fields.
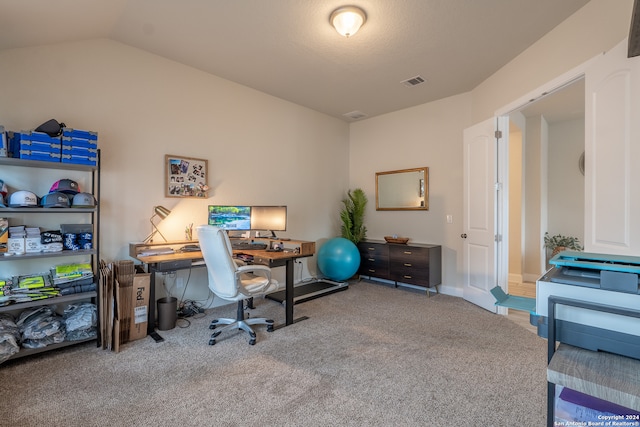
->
xmin=0 ymin=151 xmax=100 ymax=361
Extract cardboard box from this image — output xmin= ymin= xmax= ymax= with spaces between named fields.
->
xmin=129 ymin=273 xmax=150 ymax=341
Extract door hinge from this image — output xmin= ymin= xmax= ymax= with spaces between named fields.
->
xmin=494 ymin=234 xmax=502 ymax=242
xmin=494 ymin=182 xmax=503 ymax=191
xmin=495 ymin=130 xmax=503 ymax=139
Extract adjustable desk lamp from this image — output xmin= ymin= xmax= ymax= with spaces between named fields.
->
xmin=143 ymin=205 xmax=171 ymax=243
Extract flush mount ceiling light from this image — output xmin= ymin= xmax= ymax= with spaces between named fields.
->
xmin=330 ymin=6 xmax=367 ymax=37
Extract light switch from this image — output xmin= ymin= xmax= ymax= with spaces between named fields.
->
xmin=446 ymin=214 xmax=453 ymax=224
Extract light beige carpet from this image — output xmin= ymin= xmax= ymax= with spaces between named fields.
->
xmin=0 ymin=280 xmax=547 ymax=426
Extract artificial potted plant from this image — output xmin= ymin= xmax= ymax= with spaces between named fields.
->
xmin=543 ymin=232 xmax=583 ymax=258
xmin=340 ymin=188 xmax=368 ymax=245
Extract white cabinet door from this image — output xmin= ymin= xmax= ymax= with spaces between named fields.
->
xmin=585 ymin=39 xmax=640 ymax=255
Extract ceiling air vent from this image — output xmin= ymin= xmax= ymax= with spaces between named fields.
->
xmin=343 ymin=110 xmax=368 ymax=120
xmin=401 ymin=75 xmax=426 ymax=87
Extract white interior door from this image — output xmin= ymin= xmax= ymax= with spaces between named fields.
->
xmin=462 ymin=117 xmax=507 ymax=312
xmin=585 ymin=39 xmax=640 ymax=256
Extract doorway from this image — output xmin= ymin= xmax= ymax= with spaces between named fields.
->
xmin=506 ymin=78 xmax=585 ymax=302
xmin=463 ymin=58 xmax=593 ymax=315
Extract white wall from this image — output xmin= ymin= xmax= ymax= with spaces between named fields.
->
xmin=0 ymin=39 xmax=349 ymax=305
xmin=547 ymin=118 xmax=585 ymax=244
xmin=1 ymin=0 xmax=634 ymax=301
xmin=349 ymin=93 xmax=472 ymax=295
xmin=471 ymin=0 xmax=633 ymax=124
xmin=349 ymin=0 xmax=633 ymax=294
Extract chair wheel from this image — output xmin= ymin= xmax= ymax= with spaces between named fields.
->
xmin=211 ymin=330 xmax=221 ymax=338
xmin=266 ymin=325 xmax=274 ymax=332
xmin=208 ymin=339 xmax=216 ymax=345
xmin=249 ymin=339 xmax=256 ymax=345
xmin=209 ymin=324 xmax=216 ymax=330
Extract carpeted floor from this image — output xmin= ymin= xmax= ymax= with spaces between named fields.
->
xmin=0 ymin=280 xmax=547 ymax=426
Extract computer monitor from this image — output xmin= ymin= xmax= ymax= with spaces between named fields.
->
xmin=251 ymin=206 xmax=287 ymax=238
xmin=208 ymin=205 xmax=252 ymax=231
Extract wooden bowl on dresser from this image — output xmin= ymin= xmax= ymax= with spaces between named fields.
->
xmin=384 ymin=236 xmax=410 ymax=244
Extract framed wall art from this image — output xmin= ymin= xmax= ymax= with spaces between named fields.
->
xmin=165 ymin=154 xmax=209 ymax=198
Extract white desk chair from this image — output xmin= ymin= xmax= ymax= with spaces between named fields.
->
xmin=196 ymin=225 xmax=280 ymax=345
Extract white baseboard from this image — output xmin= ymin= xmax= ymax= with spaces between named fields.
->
xmin=438 ymin=284 xmax=463 ymax=298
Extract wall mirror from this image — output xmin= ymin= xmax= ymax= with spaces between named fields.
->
xmin=376 ymin=167 xmax=429 ymax=210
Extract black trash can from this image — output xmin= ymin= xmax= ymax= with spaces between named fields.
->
xmin=157 ymin=297 xmax=177 ymax=330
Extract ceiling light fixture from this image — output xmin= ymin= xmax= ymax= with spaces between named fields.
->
xmin=330 ymin=6 xmax=367 ymax=38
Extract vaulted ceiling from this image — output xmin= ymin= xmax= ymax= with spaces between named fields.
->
xmin=0 ymin=0 xmax=590 ymax=121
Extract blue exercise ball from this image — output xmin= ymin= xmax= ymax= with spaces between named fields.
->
xmin=317 ymin=237 xmax=360 ymax=281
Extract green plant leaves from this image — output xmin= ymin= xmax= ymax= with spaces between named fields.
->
xmin=543 ymin=232 xmax=583 ymax=251
xmin=340 ymin=188 xmax=368 ymax=244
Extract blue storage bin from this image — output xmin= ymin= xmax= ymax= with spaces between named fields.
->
xmin=61 ymin=154 xmax=97 ymax=166
xmin=8 ymin=131 xmax=62 ymax=158
xmin=0 ymin=126 xmax=7 ymax=157
xmin=61 ymin=136 xmax=98 ymax=150
xmin=18 ymin=150 xmax=62 ymax=162
xmin=62 ymin=145 xmax=97 ymax=157
xmin=62 ymin=127 xmax=98 ymax=141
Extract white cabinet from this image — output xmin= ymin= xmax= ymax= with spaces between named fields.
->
xmin=0 ymin=154 xmax=100 ymax=361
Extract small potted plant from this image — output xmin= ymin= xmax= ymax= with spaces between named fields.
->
xmin=543 ymin=232 xmax=583 ymax=257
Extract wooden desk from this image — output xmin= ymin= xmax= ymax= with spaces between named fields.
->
xmin=130 ymin=239 xmax=315 ymax=336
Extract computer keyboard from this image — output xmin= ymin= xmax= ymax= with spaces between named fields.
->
xmin=231 ymin=241 xmax=268 ymax=250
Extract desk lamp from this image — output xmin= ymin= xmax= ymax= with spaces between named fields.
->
xmin=143 ymin=205 xmax=172 ymax=243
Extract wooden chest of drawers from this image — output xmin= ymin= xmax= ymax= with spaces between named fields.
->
xmin=358 ymin=241 xmax=390 ymax=280
xmin=357 ymin=240 xmax=442 ymax=291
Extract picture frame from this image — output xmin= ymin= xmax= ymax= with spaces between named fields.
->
xmin=165 ymin=154 xmax=208 ymax=198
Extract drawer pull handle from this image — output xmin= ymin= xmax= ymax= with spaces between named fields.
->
xmin=367 ymin=247 xmax=375 ymax=251
xmin=403 ymin=251 xmax=412 ymax=255
xmin=404 ymin=263 xmax=412 ymax=267
xmin=403 ymin=275 xmax=412 ymax=279
xmin=368 ymin=269 xmax=376 ymax=273
xmin=368 ymin=258 xmax=375 ymax=262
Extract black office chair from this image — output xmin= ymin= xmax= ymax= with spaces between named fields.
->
xmin=196 ymin=225 xmax=280 ymax=345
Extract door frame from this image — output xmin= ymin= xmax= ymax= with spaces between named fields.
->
xmin=492 ymin=56 xmax=600 ymax=298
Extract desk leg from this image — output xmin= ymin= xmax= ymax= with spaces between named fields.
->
xmin=274 ymin=258 xmax=308 ymax=330
xmin=285 ymin=258 xmax=294 ymax=325
xmin=147 ymin=266 xmax=164 ymax=342
xmin=148 ymin=267 xmax=156 ymax=335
